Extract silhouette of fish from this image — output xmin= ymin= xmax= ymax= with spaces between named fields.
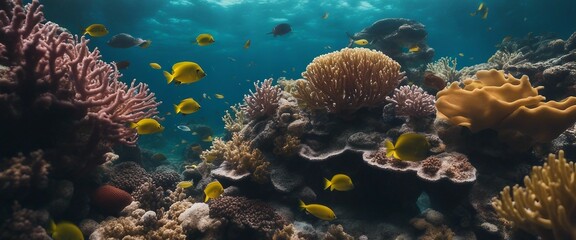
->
xmin=268 ymin=23 xmax=292 ymax=37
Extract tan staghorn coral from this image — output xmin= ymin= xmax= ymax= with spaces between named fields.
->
xmin=492 ymin=151 xmax=576 ymax=240
xmin=436 ymin=69 xmax=576 ymax=145
xmin=294 ymin=48 xmax=405 ymax=114
xmin=222 ymin=104 xmax=246 ymax=133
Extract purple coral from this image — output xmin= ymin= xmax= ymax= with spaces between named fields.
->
xmin=386 ymin=85 xmax=436 ymax=118
xmin=242 ymin=78 xmax=282 ymax=120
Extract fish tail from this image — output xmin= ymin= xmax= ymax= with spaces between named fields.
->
xmin=163 ymin=71 xmax=174 ymax=84
xmin=385 ymin=140 xmax=395 ymax=158
xmin=174 ymin=104 xmax=180 ymax=114
xmin=48 ymin=219 xmax=56 ymax=235
xmin=139 ymin=40 xmax=152 ymax=48
xmin=298 ymin=199 xmax=306 ymax=210
xmin=323 ymin=178 xmax=331 ymax=190
xmin=129 ymin=122 xmax=138 ymax=129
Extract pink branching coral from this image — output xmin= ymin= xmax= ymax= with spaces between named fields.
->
xmin=386 ymin=85 xmax=436 ymax=118
xmin=295 ymin=48 xmax=405 ymax=114
xmin=0 ymin=0 xmax=160 ymax=173
xmin=242 ymin=78 xmax=282 ymax=119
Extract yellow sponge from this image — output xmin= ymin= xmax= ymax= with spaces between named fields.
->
xmin=436 ymin=69 xmax=576 ymax=144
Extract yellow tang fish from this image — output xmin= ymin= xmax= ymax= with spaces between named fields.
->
xmin=149 ymin=62 xmax=162 ymax=70
xmin=409 ymin=45 xmax=420 ymax=52
xmin=202 ymin=135 xmax=213 ymax=142
xmin=458 ymin=53 xmax=465 ymax=57
xmin=244 ymin=39 xmax=251 ymax=49
xmin=83 ymin=24 xmax=108 ymax=37
xmin=214 ymin=93 xmax=225 ymax=99
xmin=163 ymin=61 xmax=206 ymax=84
xmin=384 ymin=133 xmax=430 ymax=161
xmin=174 ymin=98 xmax=201 ymax=115
xmin=324 ymin=174 xmax=354 ymax=191
xmin=353 ymin=39 xmax=369 ymax=45
xmin=481 ymin=7 xmax=489 ymax=20
xmin=195 ymin=33 xmax=215 ymax=46
xmin=177 ymin=181 xmax=194 ymax=189
xmin=49 ymin=220 xmax=84 ymax=240
xmin=299 ymin=200 xmax=336 ymax=221
xmin=204 ymin=181 xmax=224 ymax=202
xmin=130 ymin=118 xmax=164 ymax=135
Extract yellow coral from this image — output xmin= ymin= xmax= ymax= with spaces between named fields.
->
xmin=294 ymin=48 xmax=404 ymax=114
xmin=492 ymin=151 xmax=576 ymax=240
xmin=436 ymin=69 xmax=576 ymax=144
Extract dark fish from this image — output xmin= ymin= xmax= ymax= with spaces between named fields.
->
xmin=115 ymin=60 xmax=130 ymax=70
xmin=268 ymin=23 xmax=292 ymax=37
xmin=107 ymin=33 xmax=151 ymax=48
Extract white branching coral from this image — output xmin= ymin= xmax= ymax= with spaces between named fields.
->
xmin=426 ymin=57 xmax=462 ymax=83
xmin=386 ymin=85 xmax=436 ymax=118
xmin=488 ymin=50 xmax=525 ymax=69
xmin=222 ymin=104 xmax=245 ymax=133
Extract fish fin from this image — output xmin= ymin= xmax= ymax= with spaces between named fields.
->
xmin=323 ymin=178 xmax=331 ymax=190
xmin=330 ymin=185 xmax=335 ymax=191
xmin=129 ymin=122 xmax=138 ymax=129
xmin=204 ymin=195 xmax=209 ymax=202
xmin=299 ymin=199 xmax=306 ymax=210
xmin=163 ymin=71 xmax=174 ymax=84
xmin=139 ymin=40 xmax=152 ymax=48
xmin=48 ymin=219 xmax=56 ymax=235
xmin=384 ymin=140 xmax=395 ymax=158
xmin=174 ymin=104 xmax=180 ymax=114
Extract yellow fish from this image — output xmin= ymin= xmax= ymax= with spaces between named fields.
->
xmin=83 ymin=24 xmax=108 ymax=37
xmin=353 ymin=39 xmax=369 ymax=45
xmin=322 ymin=12 xmax=329 ymax=19
xmin=481 ymin=7 xmax=489 ymax=20
xmin=149 ymin=63 xmax=162 ymax=70
xmin=204 ymin=181 xmax=224 ymax=202
xmin=49 ymin=220 xmax=84 ymax=240
xmin=174 ymin=98 xmax=201 ymax=115
xmin=202 ymin=135 xmax=213 ymax=142
xmin=409 ymin=45 xmax=420 ymax=52
xmin=299 ymin=200 xmax=336 ymax=221
xmin=163 ymin=61 xmax=206 ymax=84
xmin=177 ymin=181 xmax=194 ymax=189
xmin=195 ymin=33 xmax=215 ymax=46
xmin=130 ymin=118 xmax=164 ymax=135
xmin=384 ymin=133 xmax=430 ymax=161
xmin=184 ymin=164 xmax=197 ymax=169
xmin=458 ymin=53 xmax=465 ymax=57
xmin=214 ymin=93 xmax=224 ymax=99
xmin=324 ymin=174 xmax=354 ymax=191
xmin=244 ymin=39 xmax=251 ymax=49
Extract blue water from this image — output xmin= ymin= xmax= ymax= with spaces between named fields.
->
xmin=33 ymin=0 xmax=576 ymax=148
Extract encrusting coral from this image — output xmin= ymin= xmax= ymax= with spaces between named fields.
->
xmin=492 ymin=150 xmax=576 ymax=240
xmin=294 ymin=47 xmax=405 ymax=115
xmin=209 ymin=133 xmax=270 ymax=183
xmin=436 ymin=69 xmax=576 ymax=145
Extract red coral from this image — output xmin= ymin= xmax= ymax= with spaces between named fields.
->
xmin=91 ymin=184 xmax=133 ymax=215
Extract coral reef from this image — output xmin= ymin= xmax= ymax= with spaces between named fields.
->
xmin=242 ymin=78 xmax=282 ymax=120
xmin=107 ymin=161 xmax=152 ymax=193
xmin=425 ymin=56 xmax=462 ymax=83
xmin=210 ymin=133 xmax=270 ymax=183
xmin=223 ymin=104 xmax=246 ymax=133
xmin=0 ymin=202 xmax=50 ymax=240
xmin=208 ymin=196 xmax=286 ymax=238
xmin=436 ymin=69 xmax=576 ymax=147
xmin=0 ymin=150 xmax=50 ymax=199
xmin=492 ymin=150 xmax=576 ymax=240
xmin=347 ymin=18 xmax=434 ymax=81
xmin=386 ymin=85 xmax=436 ymax=118
xmin=294 ymin=48 xmax=405 ymax=115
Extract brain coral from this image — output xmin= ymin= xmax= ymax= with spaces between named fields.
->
xmin=436 ymin=69 xmax=576 ymax=144
xmin=295 ymin=48 xmax=405 ymax=115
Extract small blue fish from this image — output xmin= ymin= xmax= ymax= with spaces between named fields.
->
xmin=177 ymin=125 xmax=191 ymax=132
